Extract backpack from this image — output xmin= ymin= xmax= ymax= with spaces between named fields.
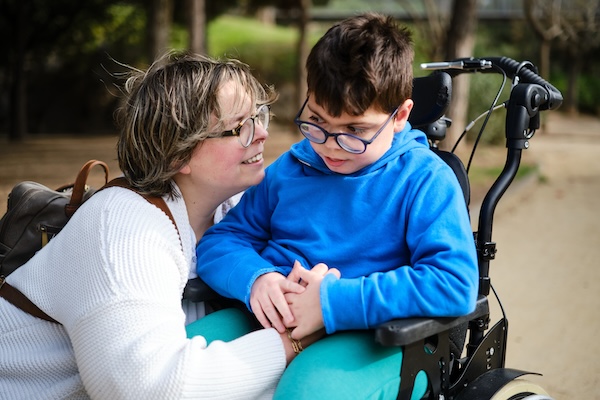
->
xmin=0 ymin=159 xmax=179 ymax=323
xmin=0 ymin=160 xmax=110 ymax=277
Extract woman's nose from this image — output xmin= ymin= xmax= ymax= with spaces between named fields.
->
xmin=254 ymin=123 xmax=269 ymax=142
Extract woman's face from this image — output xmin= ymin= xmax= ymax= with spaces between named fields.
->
xmin=181 ymin=81 xmax=269 ymax=199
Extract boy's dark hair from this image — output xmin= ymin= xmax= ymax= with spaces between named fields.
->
xmin=306 ymin=12 xmax=414 ymax=117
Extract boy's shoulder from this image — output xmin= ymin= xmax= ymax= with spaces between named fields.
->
xmin=268 ymin=142 xmax=313 ymax=171
xmin=398 ymin=144 xmax=460 ymax=182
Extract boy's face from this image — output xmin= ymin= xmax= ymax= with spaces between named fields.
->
xmin=299 ymin=97 xmax=412 ymax=174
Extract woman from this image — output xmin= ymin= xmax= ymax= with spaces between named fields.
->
xmin=0 ymin=52 xmax=332 ymax=399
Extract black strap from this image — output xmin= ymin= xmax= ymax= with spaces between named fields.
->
xmin=0 ymin=177 xmax=181 ymax=324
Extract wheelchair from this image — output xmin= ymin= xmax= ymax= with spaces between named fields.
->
xmin=185 ymin=56 xmax=563 ymax=400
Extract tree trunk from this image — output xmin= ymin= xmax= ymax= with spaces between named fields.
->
xmin=539 ymin=39 xmax=551 ymax=79
xmin=440 ymin=0 xmax=478 ymax=153
xmin=9 ymin=1 xmax=27 ymax=142
xmin=147 ymin=0 xmax=174 ymax=61
xmin=296 ymin=0 xmax=311 ymax=109
xmin=565 ymin=48 xmax=581 ymax=115
xmin=187 ymin=0 xmax=206 ymax=55
xmin=523 ymin=0 xmax=561 ymax=81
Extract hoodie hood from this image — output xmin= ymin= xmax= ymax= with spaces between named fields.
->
xmin=289 ymin=121 xmax=429 ymax=176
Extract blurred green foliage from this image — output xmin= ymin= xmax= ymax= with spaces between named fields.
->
xmin=206 ymin=16 xmax=305 ymax=84
xmin=196 ymin=16 xmax=517 ymax=144
xmin=3 ymin=3 xmax=599 ymax=137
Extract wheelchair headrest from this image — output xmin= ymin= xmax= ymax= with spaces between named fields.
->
xmin=409 ymin=72 xmax=452 ymax=137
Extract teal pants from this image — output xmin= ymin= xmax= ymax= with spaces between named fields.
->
xmin=185 ymin=308 xmax=256 ymax=343
xmin=186 ymin=311 xmax=427 ymax=399
xmin=274 ymin=331 xmax=427 ymax=400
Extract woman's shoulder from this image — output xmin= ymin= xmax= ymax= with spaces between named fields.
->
xmin=72 ymin=186 xmax=185 ymax=272
xmin=79 ymin=186 xmax=151 ymax=216
xmin=76 ymin=186 xmax=180 ymax=237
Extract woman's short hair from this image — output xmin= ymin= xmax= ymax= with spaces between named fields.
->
xmin=115 ymin=51 xmax=277 ymax=197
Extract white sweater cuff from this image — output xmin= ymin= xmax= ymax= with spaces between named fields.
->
xmin=182 ymin=328 xmax=285 ymax=399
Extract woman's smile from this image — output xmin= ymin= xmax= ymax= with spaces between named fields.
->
xmin=242 ymin=152 xmax=264 ymax=164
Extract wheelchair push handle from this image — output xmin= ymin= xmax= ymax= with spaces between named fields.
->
xmin=422 ymin=57 xmax=564 ymax=297
xmin=422 ymin=56 xmax=563 ymax=112
xmin=485 ymin=56 xmax=563 ymax=111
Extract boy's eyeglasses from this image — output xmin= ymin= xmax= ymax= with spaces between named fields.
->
xmin=294 ymin=98 xmax=398 ymax=154
xmin=218 ymin=104 xmax=271 ymax=148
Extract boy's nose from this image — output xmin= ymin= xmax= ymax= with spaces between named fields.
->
xmin=322 ymin=135 xmax=340 ymax=150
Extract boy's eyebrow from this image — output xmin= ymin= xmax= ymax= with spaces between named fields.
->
xmin=307 ymin=103 xmax=377 ymax=128
xmin=305 ymin=103 xmax=323 ymax=120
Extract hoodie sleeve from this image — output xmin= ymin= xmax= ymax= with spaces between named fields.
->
xmin=197 ymin=161 xmax=292 ymax=308
xmin=320 ymin=158 xmax=479 ymax=333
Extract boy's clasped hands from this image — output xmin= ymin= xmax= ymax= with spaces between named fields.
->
xmin=250 ymin=261 xmax=340 ymax=340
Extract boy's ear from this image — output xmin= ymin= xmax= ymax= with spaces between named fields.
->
xmin=393 ymin=99 xmax=414 ymax=132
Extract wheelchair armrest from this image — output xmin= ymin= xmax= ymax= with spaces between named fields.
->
xmin=183 ymin=277 xmax=221 ymax=302
xmin=375 ymin=296 xmax=489 ymax=347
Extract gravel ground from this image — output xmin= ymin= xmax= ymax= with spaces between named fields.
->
xmin=483 ymin=112 xmax=600 ymax=399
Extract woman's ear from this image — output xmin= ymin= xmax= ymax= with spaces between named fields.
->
xmin=178 ymin=162 xmax=192 ymax=175
xmin=393 ymin=99 xmax=414 ymax=132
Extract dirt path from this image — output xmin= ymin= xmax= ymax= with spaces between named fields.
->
xmin=1 ymin=113 xmax=598 ymax=398
xmin=487 ymin=112 xmax=600 ymax=399
xmin=0 ymin=127 xmax=302 ymax=201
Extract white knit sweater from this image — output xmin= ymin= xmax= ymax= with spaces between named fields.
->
xmin=0 ymin=186 xmax=285 ymax=399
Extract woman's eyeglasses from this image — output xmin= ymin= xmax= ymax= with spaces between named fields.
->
xmin=294 ymin=99 xmax=397 ymax=154
xmin=218 ymin=104 xmax=271 ymax=148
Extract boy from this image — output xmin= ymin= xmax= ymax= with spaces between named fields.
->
xmin=197 ymin=13 xmax=478 ymax=398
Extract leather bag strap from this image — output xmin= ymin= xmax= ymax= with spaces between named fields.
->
xmin=0 ymin=276 xmax=58 ymax=323
xmin=65 ymin=160 xmax=110 ymax=217
xmin=0 ymin=175 xmax=181 ymax=324
xmin=100 ymin=177 xmax=181 ymax=241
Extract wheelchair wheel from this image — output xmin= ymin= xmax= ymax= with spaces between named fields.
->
xmin=489 ymin=378 xmax=553 ymax=400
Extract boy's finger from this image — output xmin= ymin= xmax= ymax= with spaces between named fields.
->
xmin=263 ymin=302 xmax=286 ymax=333
xmin=326 ymin=267 xmax=341 ymax=279
xmin=286 ymin=260 xmax=305 ymax=283
xmin=282 ymin=279 xmax=305 ymax=293
xmin=292 ymin=265 xmax=321 ymax=284
xmin=263 ymin=295 xmax=291 ymax=333
xmin=310 ymin=262 xmax=329 ymax=276
xmin=272 ymin=293 xmax=295 ymax=326
xmin=251 ymin=300 xmax=273 ymax=330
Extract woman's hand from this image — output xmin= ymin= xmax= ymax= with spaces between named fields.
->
xmin=250 ymin=271 xmax=305 ymax=333
xmin=285 ymin=262 xmax=340 ymax=339
xmin=280 ymin=328 xmax=326 ymax=365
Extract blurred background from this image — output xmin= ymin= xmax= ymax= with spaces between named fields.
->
xmin=1 ymin=3 xmax=599 ymax=397
xmin=1 ymin=0 xmax=599 ymax=148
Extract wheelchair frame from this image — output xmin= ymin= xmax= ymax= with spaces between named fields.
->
xmin=375 ymin=58 xmax=562 ymax=400
xmin=184 ymin=56 xmax=563 ymax=400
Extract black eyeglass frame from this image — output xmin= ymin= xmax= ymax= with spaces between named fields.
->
xmin=293 ymin=98 xmax=399 ymax=154
xmin=219 ymin=104 xmax=271 ymax=148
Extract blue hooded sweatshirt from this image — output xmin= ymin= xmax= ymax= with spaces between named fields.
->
xmin=197 ymin=123 xmax=478 ymax=333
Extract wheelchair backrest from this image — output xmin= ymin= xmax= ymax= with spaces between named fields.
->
xmin=409 ymin=72 xmax=470 ymax=207
xmin=409 ymin=72 xmax=452 ymax=141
